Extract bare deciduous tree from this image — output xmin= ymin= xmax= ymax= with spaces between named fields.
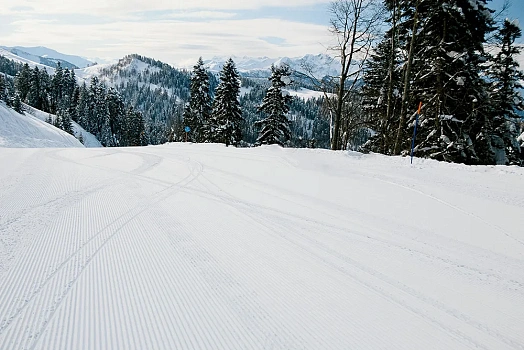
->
xmin=300 ymin=0 xmax=384 ymax=150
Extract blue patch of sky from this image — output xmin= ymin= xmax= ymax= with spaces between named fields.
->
xmin=491 ymin=0 xmax=524 ymax=20
xmin=490 ymin=0 xmax=524 ymax=43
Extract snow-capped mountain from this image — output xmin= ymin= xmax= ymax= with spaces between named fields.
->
xmin=200 ymin=53 xmax=340 ymax=79
xmin=75 ymin=54 xmax=191 ymax=100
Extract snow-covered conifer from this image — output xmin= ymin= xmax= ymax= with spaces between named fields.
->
xmin=211 ymin=58 xmax=243 ymax=146
xmin=183 ymin=57 xmax=212 ymax=142
xmin=15 ymin=63 xmax=31 ymax=102
xmin=12 ymin=92 xmax=23 ymax=113
xmin=255 ymin=65 xmax=292 ymax=146
xmin=27 ymin=66 xmax=43 ymax=110
xmin=487 ymin=19 xmax=524 ymax=165
xmin=404 ymin=0 xmax=495 ymax=164
xmin=0 ymin=74 xmax=5 ymax=102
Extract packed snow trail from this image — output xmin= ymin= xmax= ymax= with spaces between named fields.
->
xmin=0 ymin=144 xmax=523 ymax=349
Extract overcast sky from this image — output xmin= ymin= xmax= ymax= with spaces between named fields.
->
xmin=0 ymin=0 xmax=522 ymax=67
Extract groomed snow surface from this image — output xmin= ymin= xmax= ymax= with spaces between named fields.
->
xmin=0 ymin=144 xmax=523 ymax=349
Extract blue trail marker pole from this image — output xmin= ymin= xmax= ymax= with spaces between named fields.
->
xmin=184 ymin=126 xmax=190 ymax=142
xmin=410 ymin=102 xmax=422 ymax=164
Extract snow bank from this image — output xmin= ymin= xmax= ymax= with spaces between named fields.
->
xmin=23 ymin=105 xmax=102 ymax=148
xmin=0 ymin=103 xmax=83 ymax=148
xmin=285 ymin=87 xmax=324 ymax=100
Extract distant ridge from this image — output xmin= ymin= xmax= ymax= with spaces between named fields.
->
xmin=0 ymin=46 xmax=94 ymax=69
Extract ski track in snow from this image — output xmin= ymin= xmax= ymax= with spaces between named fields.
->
xmin=189 ymin=165 xmax=523 ymax=349
xmin=0 ymin=144 xmax=523 ymax=349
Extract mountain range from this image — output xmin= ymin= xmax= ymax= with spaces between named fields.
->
xmin=201 ymin=54 xmax=340 ymax=79
xmin=1 ymin=45 xmax=341 ymax=79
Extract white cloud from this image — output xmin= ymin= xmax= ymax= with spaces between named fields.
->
xmin=167 ymin=11 xmax=237 ymax=19
xmin=2 ymin=16 xmax=334 ymax=66
xmin=0 ymin=0 xmax=332 ymax=15
xmin=0 ymin=0 xmax=340 ymax=67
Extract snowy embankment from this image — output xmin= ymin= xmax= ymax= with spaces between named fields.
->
xmin=0 ymin=144 xmax=523 ymax=349
xmin=0 ymin=103 xmax=83 ymax=148
xmin=23 ymin=105 xmax=102 ymax=148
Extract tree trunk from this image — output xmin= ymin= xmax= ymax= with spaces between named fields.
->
xmin=384 ymin=0 xmax=397 ymax=154
xmin=394 ymin=1 xmax=420 ymax=155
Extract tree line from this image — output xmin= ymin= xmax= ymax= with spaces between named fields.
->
xmin=183 ymin=57 xmax=295 ymax=147
xmin=0 ymin=62 xmax=146 ymax=146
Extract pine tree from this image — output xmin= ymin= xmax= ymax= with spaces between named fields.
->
xmin=12 ymin=92 xmax=23 ymax=113
xmin=70 ymin=85 xmax=80 ymax=123
xmin=405 ymin=0 xmax=495 ymax=164
xmin=487 ymin=19 xmax=524 ymax=165
xmin=50 ymin=63 xmax=64 ymax=113
xmin=255 ymin=65 xmax=292 ymax=146
xmin=183 ymin=57 xmax=212 ymax=142
xmin=0 ymin=73 xmax=5 ymax=102
xmin=361 ymin=30 xmax=403 ymax=154
xmin=57 ymin=107 xmax=74 ymax=134
xmin=211 ymin=58 xmax=243 ymax=146
xmin=361 ymin=0 xmax=420 ymax=155
xmin=125 ymin=106 xmax=146 ymax=146
xmin=76 ymin=82 xmax=89 ymax=128
xmin=106 ymin=87 xmax=126 ymax=146
xmin=39 ymin=68 xmax=51 ymax=112
xmin=27 ymin=66 xmax=43 ymax=110
xmin=15 ymin=63 xmax=31 ymax=102
xmin=4 ymin=83 xmax=14 ymax=108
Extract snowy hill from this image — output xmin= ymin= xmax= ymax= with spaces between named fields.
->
xmin=0 ymin=102 xmax=84 ymax=148
xmin=0 ymin=47 xmax=55 ymax=74
xmin=1 ymin=46 xmax=94 ymax=69
xmin=0 ymin=143 xmax=523 ymax=349
xmin=22 ymin=104 xmax=103 ymax=148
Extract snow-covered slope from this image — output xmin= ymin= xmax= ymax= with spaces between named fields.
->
xmin=285 ymin=87 xmax=325 ymax=100
xmin=0 ymin=143 xmax=523 ymax=349
xmin=0 ymin=48 xmax=55 ymax=74
xmin=23 ymin=105 xmax=102 ymax=148
xmin=0 ymin=103 xmax=84 ymax=148
xmin=1 ymin=46 xmax=94 ymax=69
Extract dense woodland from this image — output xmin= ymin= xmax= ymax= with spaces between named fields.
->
xmin=358 ymin=0 xmax=524 ymax=165
xmin=1 ymin=0 xmax=524 ymax=165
